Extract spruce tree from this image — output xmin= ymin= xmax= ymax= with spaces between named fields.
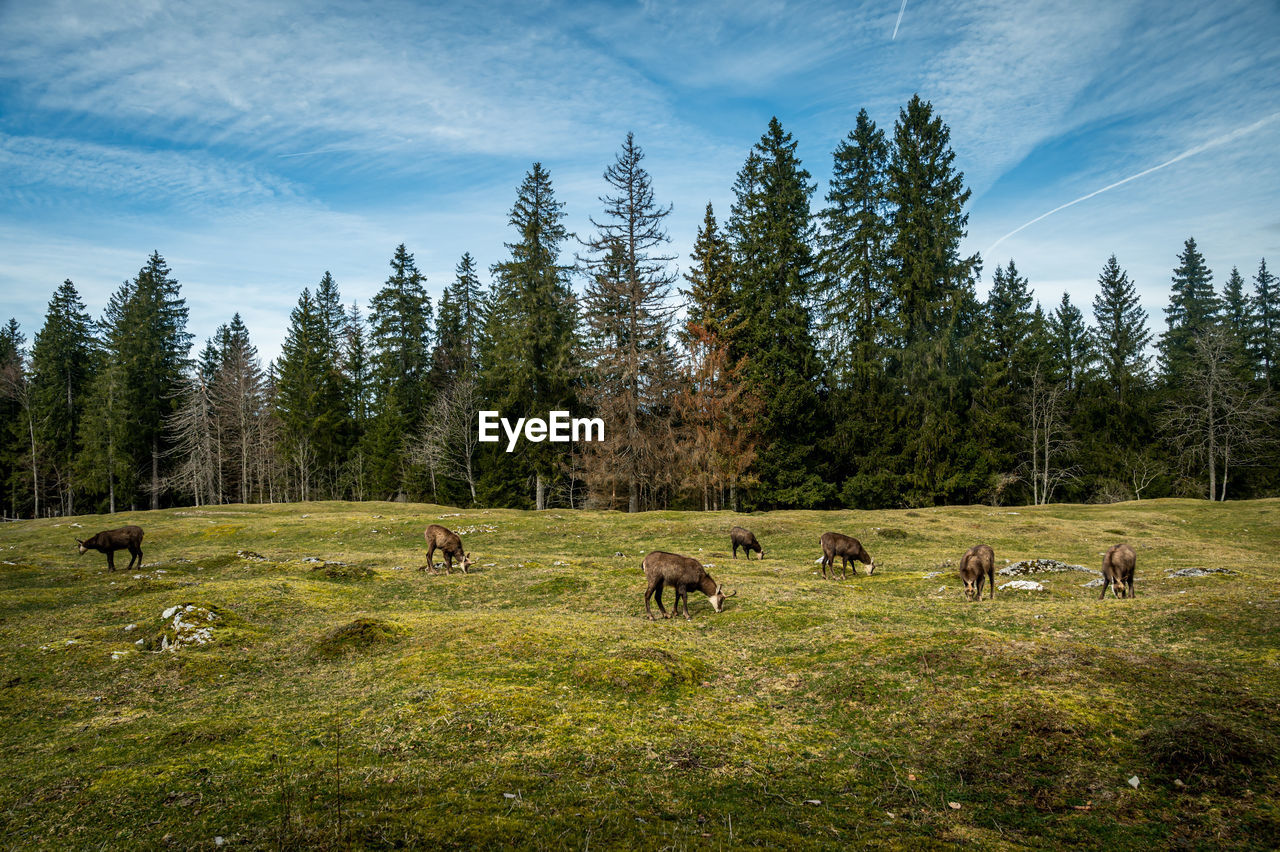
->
xmin=681 ymin=203 xmax=737 ymax=344
xmin=817 ymin=108 xmax=890 ymax=388
xmin=1091 ymin=255 xmax=1151 ymax=401
xmin=884 ymin=95 xmax=982 ymax=505
xmin=434 ymin=253 xmax=485 ymax=380
xmin=1159 ymin=237 xmax=1218 ymax=380
xmin=1251 ymin=258 xmax=1279 ymax=386
xmin=366 ymin=244 xmax=433 ymax=498
xmin=0 ymin=320 xmax=30 ymax=517
xmin=275 ymin=289 xmax=340 ymax=500
xmin=1046 ymin=292 xmax=1091 ymax=393
xmin=480 ymin=163 xmax=580 ymax=509
xmin=578 ymin=132 xmax=680 ymax=512
xmin=110 ymin=252 xmax=193 ymax=509
xmin=1220 ymin=266 xmax=1254 ymax=376
xmin=29 ymin=280 xmax=96 ymax=514
xmin=341 ymin=301 xmax=372 ymax=498
xmin=726 ymin=117 xmax=827 ymax=508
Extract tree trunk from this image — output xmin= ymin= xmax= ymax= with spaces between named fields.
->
xmin=27 ymin=410 xmax=38 ymax=519
xmin=629 ymin=478 xmax=638 ymax=513
xmin=536 ymin=473 xmax=546 ymax=511
xmin=151 ymin=438 xmax=160 ymax=510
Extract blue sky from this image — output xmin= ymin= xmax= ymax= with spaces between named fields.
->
xmin=2 ymin=0 xmax=1278 ymax=361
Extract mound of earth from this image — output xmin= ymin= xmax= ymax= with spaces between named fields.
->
xmin=154 ymin=604 xmax=221 ymax=651
xmin=317 ymin=618 xmax=402 ymax=656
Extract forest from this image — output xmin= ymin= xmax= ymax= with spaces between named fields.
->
xmin=1 ymin=95 xmax=1277 ymax=517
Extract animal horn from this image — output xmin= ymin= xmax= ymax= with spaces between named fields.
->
xmin=725 ymin=588 xmax=738 ymax=598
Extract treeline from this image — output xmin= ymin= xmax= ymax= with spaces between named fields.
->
xmin=2 ymin=96 xmax=1277 ymax=517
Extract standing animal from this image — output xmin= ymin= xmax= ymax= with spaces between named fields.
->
xmin=959 ymin=544 xmax=995 ymax=601
xmin=819 ymin=532 xmax=875 ymax=579
xmin=76 ymin=525 xmax=144 ymax=572
xmin=643 ymin=551 xmax=736 ymax=620
xmin=730 ymin=526 xmax=764 ymax=560
xmin=1100 ymin=543 xmax=1136 ymax=600
xmin=422 ymin=524 xmax=475 ymax=574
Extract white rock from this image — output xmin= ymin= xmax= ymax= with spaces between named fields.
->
xmin=123 ymin=623 xmax=137 ymax=632
xmin=998 ymin=580 xmax=1047 ymax=592
xmin=162 ymin=606 xmax=179 ymax=619
xmin=1128 ymin=775 xmax=1140 ymax=789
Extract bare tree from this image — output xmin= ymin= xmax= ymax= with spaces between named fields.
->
xmin=1123 ymin=451 xmax=1166 ymax=500
xmin=1021 ymin=366 xmax=1079 ymax=505
xmin=1163 ymin=327 xmax=1276 ymax=500
xmin=167 ymin=375 xmax=218 ymax=506
xmin=0 ymin=354 xmax=42 ymax=518
xmin=407 ymin=372 xmax=482 ymax=505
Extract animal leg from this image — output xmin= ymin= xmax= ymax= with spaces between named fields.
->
xmin=423 ymin=542 xmax=436 ymax=572
xmin=107 ymin=550 xmax=115 ymax=572
xmin=842 ymin=556 xmax=849 ymax=579
xmin=1099 ymin=577 xmax=1110 ymax=601
xmin=988 ymin=570 xmax=995 ymax=600
xmin=645 ymin=581 xmax=658 ymax=619
xmin=129 ymin=545 xmax=142 ymax=571
xmin=1127 ymin=578 xmax=1135 ymax=598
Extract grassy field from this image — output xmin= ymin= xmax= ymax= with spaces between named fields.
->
xmin=1 ymin=499 xmax=1278 ymax=850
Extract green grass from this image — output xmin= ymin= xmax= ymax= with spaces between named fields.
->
xmin=1 ymin=499 xmax=1278 ymax=849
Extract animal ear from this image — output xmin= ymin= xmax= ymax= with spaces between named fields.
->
xmin=75 ymin=538 xmax=83 ymax=545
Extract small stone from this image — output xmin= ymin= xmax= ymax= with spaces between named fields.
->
xmin=1128 ymin=776 xmax=1140 ymax=789
xmin=948 ymin=801 xmax=961 ymax=809
xmin=999 ymin=580 xmax=1047 ymax=592
xmin=123 ymin=623 xmax=137 ymax=632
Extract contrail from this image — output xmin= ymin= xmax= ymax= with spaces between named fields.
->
xmin=985 ymin=111 xmax=1280 ymax=256
xmin=892 ymin=0 xmax=908 ymax=40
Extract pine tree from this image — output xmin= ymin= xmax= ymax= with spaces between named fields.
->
xmin=366 ymin=244 xmax=433 ymax=498
xmin=110 ymin=252 xmax=193 ymax=509
xmin=884 ymin=95 xmax=983 ymax=505
xmin=726 ymin=117 xmax=828 ymax=508
xmin=208 ymin=314 xmax=266 ymax=504
xmin=1251 ymin=258 xmax=1279 ymax=386
xmin=578 ymin=132 xmax=680 ymax=512
xmin=480 ymin=163 xmax=580 ymax=509
xmin=1046 ymin=292 xmax=1091 ymax=393
xmin=0 ymin=320 xmax=33 ymax=517
xmin=434 ymin=253 xmax=486 ymax=380
xmin=681 ymin=203 xmax=737 ymax=345
xmin=341 ymin=300 xmax=372 ymax=499
xmin=1220 ymin=266 xmax=1255 ymax=376
xmin=1091 ymin=255 xmax=1151 ymax=400
xmin=29 ymin=280 xmax=96 ymax=515
xmin=1159 ymin=237 xmax=1218 ymax=380
xmin=275 ymin=289 xmax=337 ymax=500
xmin=816 ymin=108 xmax=890 ymax=388
xmin=986 ymin=260 xmax=1035 ymax=385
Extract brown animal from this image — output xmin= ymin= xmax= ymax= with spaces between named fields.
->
xmin=422 ymin=524 xmax=474 ymax=574
xmin=76 ymin=525 xmax=144 ymax=572
xmin=643 ymin=551 xmax=736 ymax=620
xmin=959 ymin=544 xmax=995 ymax=601
xmin=819 ymin=532 xmax=875 ymax=579
xmin=730 ymin=526 xmax=763 ymax=560
xmin=1100 ymin=543 xmax=1136 ymax=599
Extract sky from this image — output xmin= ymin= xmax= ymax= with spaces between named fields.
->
xmin=2 ymin=0 xmax=1278 ymax=362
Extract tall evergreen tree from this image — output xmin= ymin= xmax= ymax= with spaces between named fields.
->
xmin=111 ymin=252 xmax=193 ymax=509
xmin=480 ymin=163 xmax=580 ymax=509
xmin=0 ymin=320 xmax=31 ymax=517
xmin=884 ymin=95 xmax=983 ymax=505
xmin=1159 ymin=237 xmax=1218 ymax=380
xmin=578 ymin=132 xmax=680 ymax=512
xmin=726 ymin=117 xmax=827 ymax=508
xmin=1091 ymin=255 xmax=1151 ymax=401
xmin=209 ymin=314 xmax=266 ymax=504
xmin=434 ymin=252 xmax=486 ymax=380
xmin=29 ymin=280 xmax=96 ymax=514
xmin=341 ymin=300 xmax=372 ymax=498
xmin=986 ymin=260 xmax=1035 ymax=385
xmin=276 ymin=289 xmax=345 ymax=501
xmin=365 ymin=244 xmax=433 ymax=498
xmin=1251 ymin=258 xmax=1279 ymax=386
xmin=1220 ymin=266 xmax=1254 ymax=376
xmin=681 ymin=203 xmax=737 ymax=344
xmin=816 ymin=108 xmax=890 ymax=388
xmin=1046 ymin=291 xmax=1091 ymax=393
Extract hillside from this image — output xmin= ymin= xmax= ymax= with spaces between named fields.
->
xmin=1 ymin=499 xmax=1278 ymax=849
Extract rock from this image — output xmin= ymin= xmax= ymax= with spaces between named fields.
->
xmin=999 ymin=558 xmax=1099 ymax=577
xmin=998 ymin=580 xmax=1047 ymax=592
xmin=613 ymin=552 xmax=625 ymax=558
xmin=123 ymin=623 xmax=137 ymax=632
xmin=236 ymin=550 xmax=266 ymax=562
xmin=923 ymin=571 xmax=943 ymax=579
xmin=1166 ymin=567 xmax=1234 ymax=577
xmin=1128 ymin=775 xmax=1140 ymax=789
xmin=155 ymin=604 xmax=221 ymax=651
xmin=1083 ymin=578 xmax=1105 ymax=588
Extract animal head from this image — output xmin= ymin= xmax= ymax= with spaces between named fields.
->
xmin=708 ymin=584 xmax=738 ymax=612
xmin=867 ymin=557 xmax=876 ymax=575
xmin=75 ymin=538 xmax=87 ymax=555
xmin=757 ymin=547 xmax=764 ymax=560
xmin=963 ymin=577 xmax=978 ymax=599
xmin=462 ymin=552 xmax=475 ymax=570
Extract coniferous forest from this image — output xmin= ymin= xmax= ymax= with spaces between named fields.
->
xmin=2 ymin=97 xmax=1277 ymax=517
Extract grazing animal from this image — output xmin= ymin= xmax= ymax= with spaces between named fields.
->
xmin=76 ymin=525 xmax=144 ymax=572
xmin=730 ymin=526 xmax=764 ymax=560
xmin=642 ymin=551 xmax=736 ymax=620
xmin=1100 ymin=543 xmax=1136 ymax=600
xmin=819 ymin=532 xmax=875 ymax=579
xmin=959 ymin=544 xmax=995 ymax=601
xmin=422 ymin=524 xmax=475 ymax=574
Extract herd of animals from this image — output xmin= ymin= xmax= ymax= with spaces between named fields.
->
xmin=73 ymin=518 xmax=1140 ymax=616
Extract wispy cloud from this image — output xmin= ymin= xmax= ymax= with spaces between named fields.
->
xmin=985 ymin=111 xmax=1280 ymax=256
